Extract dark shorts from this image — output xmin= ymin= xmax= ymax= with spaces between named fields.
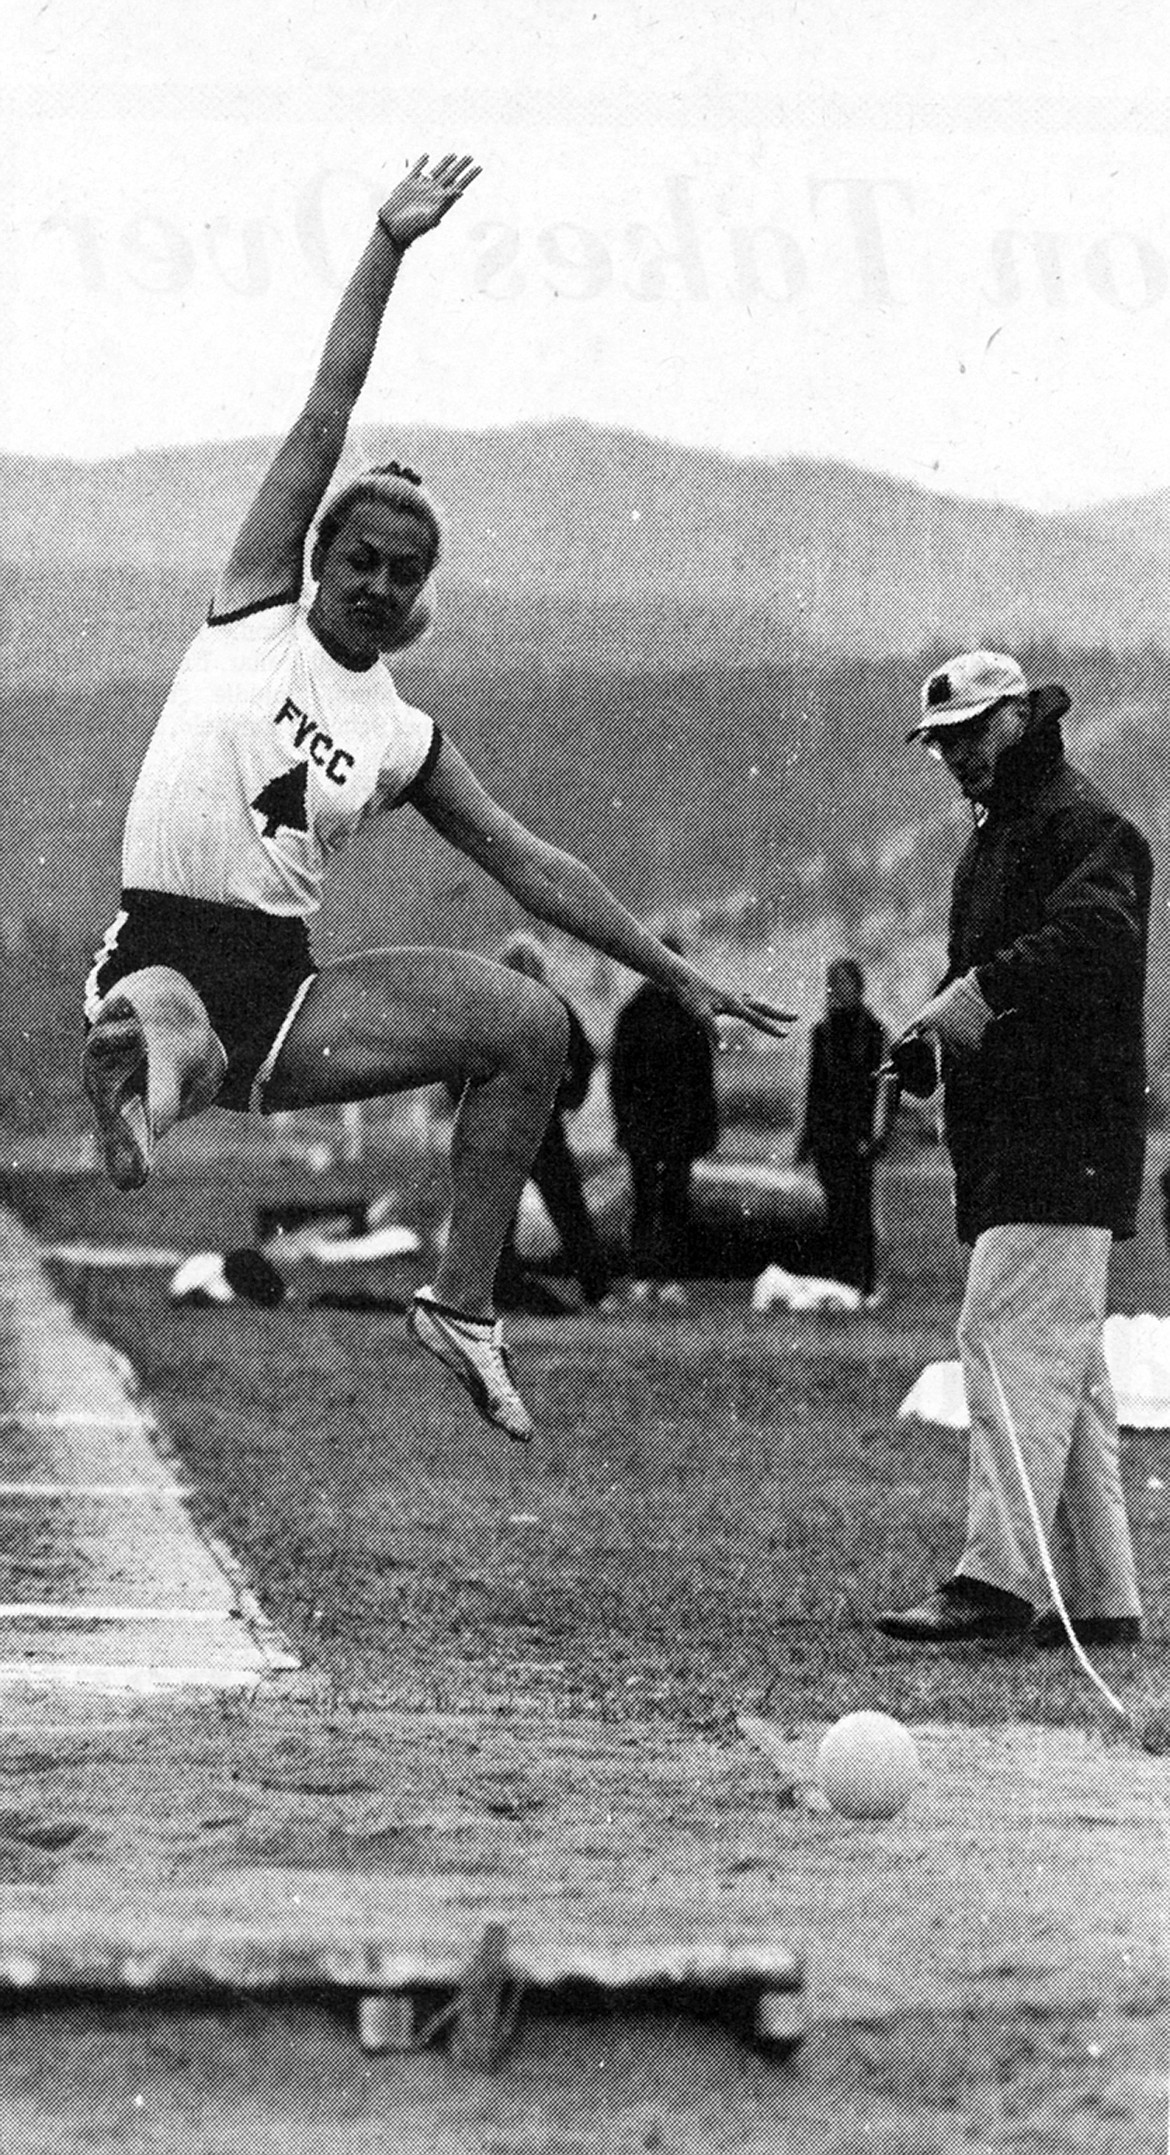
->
xmin=85 ymin=889 xmax=316 ymax=1113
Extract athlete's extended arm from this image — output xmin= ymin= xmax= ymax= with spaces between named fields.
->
xmin=213 ymin=153 xmax=479 ymax=618
xmin=414 ymin=739 xmax=795 ymax=1040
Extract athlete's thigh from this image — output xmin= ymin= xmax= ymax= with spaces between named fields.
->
xmin=264 ymin=944 xmax=551 ymax=1110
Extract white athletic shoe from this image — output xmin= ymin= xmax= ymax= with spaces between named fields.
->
xmin=408 ymin=1288 xmax=535 ymax=1443
xmin=81 ymin=998 xmax=153 ymax=1191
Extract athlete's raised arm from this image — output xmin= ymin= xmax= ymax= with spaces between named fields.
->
xmin=213 ymin=153 xmax=479 ymax=619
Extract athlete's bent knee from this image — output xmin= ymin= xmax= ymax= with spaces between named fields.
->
xmin=516 ymin=980 xmax=570 ymax=1079
xmin=453 ymin=974 xmax=569 ymax=1102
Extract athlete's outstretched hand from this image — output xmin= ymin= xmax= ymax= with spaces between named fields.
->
xmin=731 ymin=994 xmax=799 ymax=1043
xmin=673 ymin=976 xmax=797 ymax=1044
xmin=378 ymin=154 xmax=481 ymax=247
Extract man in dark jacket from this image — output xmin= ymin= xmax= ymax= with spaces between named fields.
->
xmin=876 ymin=652 xmax=1150 ymax=1649
xmin=609 ymin=936 xmax=719 ymax=1299
xmin=796 ymin=957 xmax=887 ymax=1295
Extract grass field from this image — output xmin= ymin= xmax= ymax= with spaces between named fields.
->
xmin=9 ymin=1131 xmax=1170 ymax=1737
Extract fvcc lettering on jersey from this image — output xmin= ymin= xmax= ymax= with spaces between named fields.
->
xmin=272 ymin=695 xmax=355 ymax=785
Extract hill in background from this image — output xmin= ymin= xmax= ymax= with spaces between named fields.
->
xmin=4 ymin=421 xmax=1170 ymax=684
xmin=1072 ymin=485 xmax=1170 ymax=572
xmin=2 ymin=423 xmax=1169 ymax=1131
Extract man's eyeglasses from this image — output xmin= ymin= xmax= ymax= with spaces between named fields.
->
xmin=920 ymin=699 xmax=1007 ymax=761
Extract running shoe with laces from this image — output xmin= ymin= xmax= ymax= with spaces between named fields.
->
xmin=81 ymin=997 xmax=153 ymax=1190
xmin=408 ymin=1288 xmax=535 ymax=1442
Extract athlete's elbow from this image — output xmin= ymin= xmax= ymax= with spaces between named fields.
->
xmin=489 ymin=841 xmax=578 ymax=916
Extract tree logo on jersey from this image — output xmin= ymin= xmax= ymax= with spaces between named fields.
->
xmin=252 ymin=761 xmax=309 ymax=840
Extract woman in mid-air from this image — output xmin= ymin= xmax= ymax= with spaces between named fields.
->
xmin=83 ymin=150 xmax=791 ymax=1442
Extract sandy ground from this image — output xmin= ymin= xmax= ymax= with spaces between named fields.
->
xmin=0 ymin=1691 xmax=1163 ymax=2151
xmin=0 ymin=1207 xmax=1164 ymax=2149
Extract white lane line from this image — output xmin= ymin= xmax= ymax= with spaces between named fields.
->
xmin=0 ymin=1662 xmax=282 ymax=1692
xmin=0 ymin=1483 xmax=179 ymax=1499
xmin=0 ymin=1723 xmax=146 ymax=1734
xmin=0 ymin=1604 xmax=241 ymax=1624
xmin=41 ymin=1247 xmax=184 ymax=1266
xmin=0 ymin=1212 xmax=299 ymax=1690
xmin=0 ymin=1415 xmax=147 ymax=1433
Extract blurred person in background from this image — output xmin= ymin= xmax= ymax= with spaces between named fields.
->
xmin=876 ymin=652 xmax=1150 ymax=1649
xmin=795 ymin=957 xmax=887 ymax=1299
xmin=608 ymin=935 xmax=720 ymax=1306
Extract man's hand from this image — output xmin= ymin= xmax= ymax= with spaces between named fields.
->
xmin=908 ymin=973 xmax=993 ymax=1055
xmin=378 ymin=153 xmax=481 ymax=248
xmin=886 ymin=1033 xmax=941 ymax=1098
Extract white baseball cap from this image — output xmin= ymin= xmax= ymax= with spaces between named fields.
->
xmin=908 ymin=650 xmax=1031 ymax=743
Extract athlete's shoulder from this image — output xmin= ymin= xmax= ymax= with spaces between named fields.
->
xmin=369 ymin=681 xmax=441 ymax=811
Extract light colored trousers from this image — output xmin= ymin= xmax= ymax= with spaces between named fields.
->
xmin=957 ymin=1223 xmax=1142 ymax=1620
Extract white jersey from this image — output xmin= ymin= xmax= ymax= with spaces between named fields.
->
xmin=121 ymin=596 xmax=439 ymax=915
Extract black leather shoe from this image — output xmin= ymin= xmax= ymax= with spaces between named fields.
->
xmin=874 ymin=1577 xmax=1034 ymax=1645
xmin=1031 ymin=1611 xmax=1143 ymax=1650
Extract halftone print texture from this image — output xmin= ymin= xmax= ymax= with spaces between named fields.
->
xmin=9 ymin=436 xmax=1170 ymax=1120
xmin=3 ymin=163 xmax=1169 ymax=2155
xmin=2 ymin=417 xmax=1165 ymax=2152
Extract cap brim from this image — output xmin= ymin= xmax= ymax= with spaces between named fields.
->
xmin=908 ymin=681 xmax=1070 ymax=744
xmin=906 ymin=694 xmax=1007 ymax=745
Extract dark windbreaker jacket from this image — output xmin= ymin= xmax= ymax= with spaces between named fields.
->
xmin=609 ymin=982 xmax=719 ymax=1161
xmin=940 ymin=713 xmax=1151 ymax=1242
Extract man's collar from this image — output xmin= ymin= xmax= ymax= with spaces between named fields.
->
xmin=982 ymin=714 xmax=1065 ymax=820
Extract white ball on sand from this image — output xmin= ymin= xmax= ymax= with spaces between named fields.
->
xmin=815 ymin=1711 xmax=920 ymax=1820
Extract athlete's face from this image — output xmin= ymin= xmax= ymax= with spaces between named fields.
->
xmin=310 ymin=503 xmax=433 ymax=662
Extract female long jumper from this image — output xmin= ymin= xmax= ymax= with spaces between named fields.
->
xmin=82 ymin=152 xmax=791 ymax=1441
